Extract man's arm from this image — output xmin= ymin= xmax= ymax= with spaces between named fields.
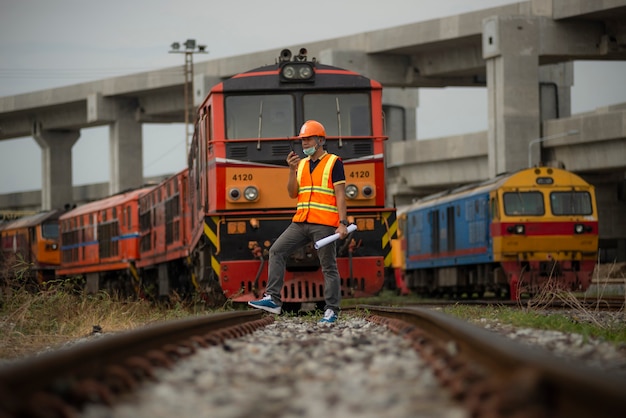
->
xmin=334 ymin=182 xmax=348 ymax=238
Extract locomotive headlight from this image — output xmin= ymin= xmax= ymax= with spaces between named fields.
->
xmin=228 ymin=188 xmax=241 ymax=200
xmin=574 ymin=224 xmax=585 ymax=234
xmin=345 ymin=184 xmax=359 ymax=199
xmin=282 ymin=65 xmax=296 ymax=79
xmin=362 ymin=185 xmax=374 ymax=198
xmin=299 ymin=66 xmax=313 ymax=79
xmin=506 ymin=224 xmax=525 ymax=235
xmin=244 ymin=186 xmax=259 ymax=201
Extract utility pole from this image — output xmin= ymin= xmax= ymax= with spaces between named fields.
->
xmin=169 ymin=39 xmax=208 ymax=161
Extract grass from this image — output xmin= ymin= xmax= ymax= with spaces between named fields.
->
xmin=440 ymin=304 xmax=626 ymax=345
xmin=0 ymin=256 xmax=220 ymax=360
xmin=0 ymin=284 xmax=211 ymax=359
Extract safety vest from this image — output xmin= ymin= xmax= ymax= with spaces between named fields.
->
xmin=293 ymin=153 xmax=340 ymax=227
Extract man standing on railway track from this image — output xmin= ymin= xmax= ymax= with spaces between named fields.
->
xmin=248 ymin=120 xmax=349 ymax=323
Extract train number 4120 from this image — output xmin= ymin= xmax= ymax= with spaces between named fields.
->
xmin=349 ymin=171 xmax=370 ymax=178
xmin=232 ymin=174 xmax=254 ymax=181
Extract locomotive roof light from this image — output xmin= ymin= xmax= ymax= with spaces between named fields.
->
xmin=280 ymin=63 xmax=315 ymax=82
xmin=345 ymin=184 xmax=359 ymax=199
xmin=244 ymin=186 xmax=259 ymax=201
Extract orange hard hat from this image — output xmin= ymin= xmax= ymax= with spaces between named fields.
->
xmin=298 ymin=120 xmax=326 ymax=138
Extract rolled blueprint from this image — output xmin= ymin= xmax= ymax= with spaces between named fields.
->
xmin=314 ymin=224 xmax=358 ymax=249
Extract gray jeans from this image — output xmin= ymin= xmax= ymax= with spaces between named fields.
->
xmin=264 ymin=222 xmax=341 ymax=313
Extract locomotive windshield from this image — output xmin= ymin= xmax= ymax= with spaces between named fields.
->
xmin=225 ymin=94 xmax=294 ymax=139
xmin=42 ymin=221 xmax=59 ymax=239
xmin=503 ymin=191 xmax=544 ymax=216
xmin=304 ymin=93 xmax=371 ymax=136
xmin=550 ymin=191 xmax=593 ymax=215
xmin=224 ymin=92 xmax=371 ymax=139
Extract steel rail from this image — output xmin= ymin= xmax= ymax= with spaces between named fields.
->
xmin=361 ymin=305 xmax=626 ymax=418
xmin=0 ymin=309 xmax=264 ymax=416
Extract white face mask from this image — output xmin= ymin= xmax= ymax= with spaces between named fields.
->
xmin=303 ymin=146 xmax=316 ymax=156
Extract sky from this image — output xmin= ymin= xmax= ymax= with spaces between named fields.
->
xmin=1 ymin=0 xmax=625 ymax=195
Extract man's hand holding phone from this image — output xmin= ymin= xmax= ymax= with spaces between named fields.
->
xmin=287 ymin=150 xmax=301 ymax=171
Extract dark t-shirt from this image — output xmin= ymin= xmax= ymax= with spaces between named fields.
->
xmin=308 ymin=153 xmax=346 ymax=184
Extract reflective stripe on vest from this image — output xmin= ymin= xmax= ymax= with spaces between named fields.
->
xmin=293 ymin=153 xmax=340 ymax=227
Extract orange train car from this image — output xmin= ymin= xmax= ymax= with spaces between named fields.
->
xmin=57 ymin=187 xmax=154 ymax=296
xmin=398 ymin=167 xmax=598 ymax=299
xmin=136 ymin=169 xmax=200 ymax=298
xmin=0 ymin=210 xmax=62 ymax=285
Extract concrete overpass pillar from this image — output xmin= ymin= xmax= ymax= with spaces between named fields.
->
xmin=382 ymin=87 xmax=418 ymax=142
xmin=109 ymin=100 xmax=143 ymax=195
xmin=539 ymin=62 xmax=573 ymax=122
xmin=32 ymin=125 xmax=80 ymax=210
xmin=483 ymin=16 xmax=541 ymax=177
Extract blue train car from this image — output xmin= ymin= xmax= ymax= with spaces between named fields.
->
xmin=397 ymin=167 xmax=598 ymax=299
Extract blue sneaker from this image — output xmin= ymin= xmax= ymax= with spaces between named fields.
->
xmin=248 ymin=294 xmax=281 ymax=314
xmin=319 ymin=309 xmax=338 ymax=324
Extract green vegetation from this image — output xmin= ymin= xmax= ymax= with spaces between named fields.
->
xmin=440 ymin=304 xmax=626 ymax=345
xmin=0 ymin=283 xmax=208 ymax=359
xmin=0 ymin=253 xmax=218 ymax=360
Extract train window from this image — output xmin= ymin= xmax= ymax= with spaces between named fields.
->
xmin=208 ymin=105 xmax=214 ymax=142
xmin=304 ymin=93 xmax=371 ymax=136
xmin=503 ymin=192 xmax=544 ymax=216
xmin=550 ymin=192 xmax=593 ymax=215
xmin=225 ymin=94 xmax=294 ymax=139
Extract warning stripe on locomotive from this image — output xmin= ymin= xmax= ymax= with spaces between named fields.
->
xmin=203 ymin=216 xmax=221 ymax=278
xmin=203 ymin=211 xmax=398 ymax=280
xmin=382 ymin=211 xmax=397 ymax=268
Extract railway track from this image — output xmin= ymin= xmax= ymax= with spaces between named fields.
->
xmin=375 ymin=295 xmax=626 ymax=311
xmin=0 ymin=310 xmax=271 ymax=417
xmin=365 ymin=305 xmax=626 ymax=418
xmin=0 ymin=307 xmax=624 ymax=417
